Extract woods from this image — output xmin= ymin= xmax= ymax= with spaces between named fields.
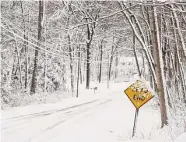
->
xmin=1 ymin=0 xmax=186 ymax=129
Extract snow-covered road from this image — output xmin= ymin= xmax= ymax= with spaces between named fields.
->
xmin=1 ymin=83 xmax=162 ymax=142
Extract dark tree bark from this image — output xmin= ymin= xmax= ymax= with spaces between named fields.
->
xmin=68 ymin=35 xmax=74 ymax=93
xmin=86 ymin=22 xmax=91 ymax=89
xmin=107 ymin=54 xmax=110 ymax=89
xmin=85 ymin=9 xmax=99 ymax=89
xmin=30 ymin=0 xmax=43 ymax=94
xmin=85 ymin=18 xmax=96 ymax=89
xmin=115 ymin=52 xmax=118 ymax=79
xmin=76 ymin=46 xmax=80 ymax=97
xmin=80 ymin=62 xmax=82 ymax=84
xmin=108 ymin=45 xmax=114 ymax=81
xmin=108 ymin=35 xmax=115 ymax=81
xmin=109 ymin=36 xmax=119 ymax=81
xmin=98 ymin=40 xmax=103 ymax=83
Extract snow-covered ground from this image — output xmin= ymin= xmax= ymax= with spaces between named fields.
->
xmin=173 ymin=132 xmax=186 ymax=142
xmin=1 ymin=81 xmax=185 ymax=142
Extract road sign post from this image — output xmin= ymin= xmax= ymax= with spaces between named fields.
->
xmin=124 ymin=80 xmax=153 ymax=137
xmin=132 ymin=108 xmax=139 ymax=137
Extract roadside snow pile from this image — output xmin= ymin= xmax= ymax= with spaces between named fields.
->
xmin=174 ymin=132 xmax=186 ymax=142
xmin=125 ymin=140 xmax=159 ymax=142
xmin=1 ymin=90 xmax=72 ymax=109
xmin=117 ymin=102 xmax=186 ymax=142
xmin=1 ymin=82 xmax=126 ymax=109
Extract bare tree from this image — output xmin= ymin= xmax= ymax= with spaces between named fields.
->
xmin=30 ymin=0 xmax=43 ymax=94
xmin=152 ymin=4 xmax=168 ymax=127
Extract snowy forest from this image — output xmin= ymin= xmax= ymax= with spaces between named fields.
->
xmin=1 ymin=1 xmax=186 ymax=142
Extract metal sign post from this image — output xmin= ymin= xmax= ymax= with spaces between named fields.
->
xmin=124 ymin=80 xmax=154 ymax=137
xmin=132 ymin=108 xmax=139 ymax=137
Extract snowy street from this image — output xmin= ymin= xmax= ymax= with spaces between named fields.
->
xmin=1 ymin=82 xmax=162 ymax=142
xmin=1 ymin=1 xmax=186 ymax=142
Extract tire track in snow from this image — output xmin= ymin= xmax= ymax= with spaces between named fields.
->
xmin=2 ymin=99 xmax=99 ymax=121
xmin=25 ymin=99 xmax=113 ymax=142
xmin=2 ymin=89 xmax=124 ymax=142
xmin=2 ymin=98 xmax=112 ymax=137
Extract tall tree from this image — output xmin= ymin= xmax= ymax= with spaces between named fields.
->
xmin=98 ymin=39 xmax=103 ymax=83
xmin=85 ymin=8 xmax=100 ymax=89
xmin=20 ymin=1 xmax=28 ymax=89
xmin=30 ymin=0 xmax=43 ymax=94
xmin=152 ymin=4 xmax=168 ymax=127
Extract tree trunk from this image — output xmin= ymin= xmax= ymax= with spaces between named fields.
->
xmin=115 ymin=52 xmax=118 ymax=79
xmin=108 ymin=35 xmax=115 ymax=81
xmin=146 ymin=5 xmax=156 ymax=90
xmin=86 ymin=22 xmax=91 ymax=89
xmin=98 ymin=41 xmax=103 ymax=83
xmin=109 ymin=46 xmax=114 ymax=81
xmin=80 ymin=61 xmax=82 ymax=84
xmin=152 ymin=5 xmax=168 ymax=127
xmin=68 ymin=35 xmax=74 ymax=94
xmin=85 ymin=12 xmax=98 ymax=89
xmin=107 ymin=54 xmax=110 ymax=89
xmin=30 ymin=0 xmax=43 ymax=94
xmin=131 ymin=15 xmax=141 ymax=78
xmin=76 ymin=46 xmax=80 ymax=97
xmin=20 ymin=1 xmax=28 ymax=89
xmin=43 ymin=0 xmax=47 ymax=92
xmin=14 ymin=39 xmax=23 ymax=88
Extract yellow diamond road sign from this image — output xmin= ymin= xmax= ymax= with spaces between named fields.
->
xmin=124 ymin=80 xmax=153 ymax=109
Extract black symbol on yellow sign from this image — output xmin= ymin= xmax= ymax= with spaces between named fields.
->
xmin=124 ymin=80 xmax=153 ymax=109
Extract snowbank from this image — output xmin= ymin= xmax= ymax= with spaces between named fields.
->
xmin=125 ymin=140 xmax=159 ymax=142
xmin=174 ymin=132 xmax=186 ymax=142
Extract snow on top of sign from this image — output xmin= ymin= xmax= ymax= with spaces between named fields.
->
xmin=136 ymin=77 xmax=156 ymax=97
xmin=127 ymin=78 xmax=155 ymax=97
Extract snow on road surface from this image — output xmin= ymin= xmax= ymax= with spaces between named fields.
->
xmin=0 ymin=82 xmax=180 ymax=142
